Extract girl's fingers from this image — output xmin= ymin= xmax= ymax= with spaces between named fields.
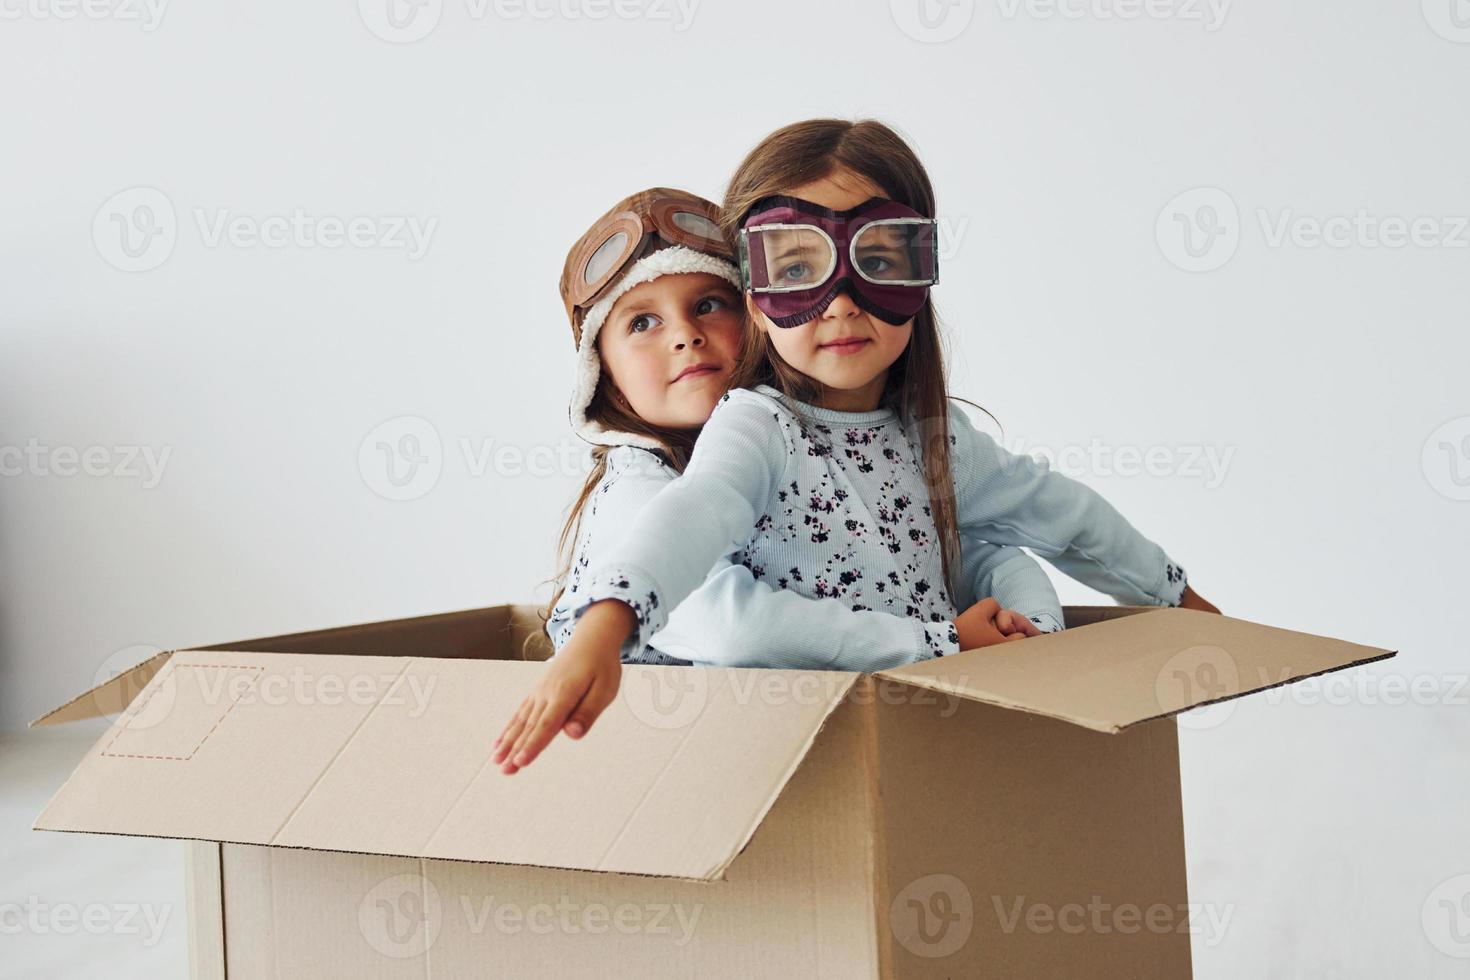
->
xmin=973 ymin=597 xmax=1001 ymax=626
xmin=511 ymin=693 xmax=576 ymax=769
xmin=563 ymin=687 xmax=599 ymax=738
xmin=502 ymin=698 xmax=551 ymax=772
xmin=565 ymin=673 xmax=618 ymax=739
xmin=993 ymin=609 xmax=1042 ymax=639
xmin=492 ymin=699 xmax=533 ymax=764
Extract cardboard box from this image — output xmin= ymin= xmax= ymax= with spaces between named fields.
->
xmin=32 ymin=603 xmax=1393 ymax=978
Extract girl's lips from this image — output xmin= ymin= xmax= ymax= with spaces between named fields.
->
xmin=672 ymin=364 xmax=721 ymax=384
xmin=818 ymin=338 xmax=871 ymax=356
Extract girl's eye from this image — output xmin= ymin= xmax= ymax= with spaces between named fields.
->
xmin=858 ymin=254 xmax=895 ymax=276
xmin=778 ymin=262 xmax=811 ymax=282
xmin=695 ymin=294 xmax=730 ymax=315
xmin=629 ymin=313 xmax=659 ymax=334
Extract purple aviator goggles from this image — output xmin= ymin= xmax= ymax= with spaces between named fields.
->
xmin=737 ymin=195 xmax=940 ymax=328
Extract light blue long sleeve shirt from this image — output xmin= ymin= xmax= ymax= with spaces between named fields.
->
xmin=547 ymin=443 xmax=1065 ymax=671
xmin=565 ymin=385 xmax=1188 ymax=669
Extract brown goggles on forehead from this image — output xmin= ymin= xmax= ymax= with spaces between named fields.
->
xmin=565 ymin=194 xmax=728 ymax=310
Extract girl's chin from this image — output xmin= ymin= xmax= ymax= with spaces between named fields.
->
xmin=801 ymin=365 xmax=882 ymax=390
xmin=651 ymin=393 xmax=723 ymax=430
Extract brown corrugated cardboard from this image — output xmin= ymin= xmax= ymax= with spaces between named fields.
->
xmin=183 ymin=841 xmax=226 ymax=980
xmin=31 ymin=605 xmax=555 ymax=728
xmin=208 ymin=685 xmax=882 ymax=978
xmin=32 ymin=603 xmax=1395 ymax=978
xmin=877 ymin=607 xmax=1394 ymax=732
xmin=36 ymin=647 xmax=858 ymax=880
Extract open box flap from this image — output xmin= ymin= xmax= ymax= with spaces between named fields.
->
xmin=29 ymin=605 xmax=553 ymax=728
xmin=32 ymin=650 xmax=176 ymax=728
xmin=34 ymin=649 xmax=859 ymax=882
xmin=875 ymin=608 xmax=1396 ymax=734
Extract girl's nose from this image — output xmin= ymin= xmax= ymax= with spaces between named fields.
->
xmin=822 ymin=288 xmax=862 ymax=320
xmin=671 ymin=321 xmax=706 ymax=350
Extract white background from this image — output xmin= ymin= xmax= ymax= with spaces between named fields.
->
xmin=2 ymin=0 xmax=1467 ymax=976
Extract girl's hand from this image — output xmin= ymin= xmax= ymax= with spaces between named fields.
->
xmin=1178 ymin=585 xmax=1221 ymax=615
xmin=492 ymin=600 xmax=632 ymax=774
xmin=954 ymin=598 xmax=1035 ymax=651
xmin=994 ymin=608 xmax=1043 ymax=638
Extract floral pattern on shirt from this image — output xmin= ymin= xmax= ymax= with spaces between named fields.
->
xmin=552 ymin=450 xmax=694 ymax=666
xmin=724 ymin=390 xmax=961 ymax=644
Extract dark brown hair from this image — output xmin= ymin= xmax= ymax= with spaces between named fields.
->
xmin=722 ymin=118 xmax=980 ymax=600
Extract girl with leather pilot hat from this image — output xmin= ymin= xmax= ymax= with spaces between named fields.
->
xmin=542 ymin=186 xmax=1055 ymax=668
xmin=515 ymin=181 xmax=1061 ymax=775
xmin=501 ymin=119 xmax=1216 ymax=774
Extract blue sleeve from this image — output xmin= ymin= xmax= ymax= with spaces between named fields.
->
xmin=553 ymin=430 xmax=954 ymax=669
xmin=948 ymin=402 xmax=1189 ymax=607
xmin=545 ymin=449 xmax=680 ymax=662
xmin=959 ymin=541 xmax=1066 ymax=634
xmin=571 ymin=391 xmax=793 ymax=654
xmin=651 ymin=556 xmax=956 ymax=668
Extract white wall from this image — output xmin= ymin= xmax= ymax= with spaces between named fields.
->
xmin=2 ymin=0 xmax=1466 ymax=975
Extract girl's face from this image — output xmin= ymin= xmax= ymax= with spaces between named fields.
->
xmin=745 ymin=167 xmax=915 ymax=413
xmin=597 ymin=272 xmax=743 ymax=429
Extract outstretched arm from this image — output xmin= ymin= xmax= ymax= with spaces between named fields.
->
xmin=948 ymin=403 xmax=1190 ymax=607
xmin=653 ymin=556 xmax=965 ymax=669
xmin=564 ymin=391 xmax=793 ymax=655
xmin=499 ymin=392 xmax=789 ymax=773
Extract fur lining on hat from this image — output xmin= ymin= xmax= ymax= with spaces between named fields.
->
xmin=569 ymin=246 xmax=741 ymax=451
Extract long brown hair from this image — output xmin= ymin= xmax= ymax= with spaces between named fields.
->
xmin=722 ymin=118 xmax=983 ymax=601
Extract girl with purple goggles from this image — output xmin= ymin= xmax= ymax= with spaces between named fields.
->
xmin=738 ymin=195 xmax=939 ymax=328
